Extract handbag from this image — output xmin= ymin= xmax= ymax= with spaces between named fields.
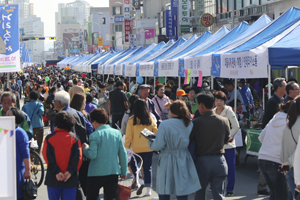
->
xmin=117 ymin=184 xmax=132 ymax=200
xmin=22 ymin=179 xmax=38 ymax=200
xmin=154 ymin=97 xmax=169 ymax=120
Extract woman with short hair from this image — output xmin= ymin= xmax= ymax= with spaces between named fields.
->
xmin=82 ymin=108 xmax=127 ymax=200
xmin=42 ymin=111 xmax=82 ymax=200
xmin=213 ymin=91 xmax=239 ymax=196
xmin=153 ymin=84 xmax=171 ymax=121
xmin=149 ymin=100 xmax=201 ymax=200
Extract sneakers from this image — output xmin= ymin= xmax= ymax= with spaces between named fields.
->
xmin=226 ymin=191 xmax=234 ymax=196
xmin=145 ymin=187 xmax=151 ymax=196
xmin=136 ymin=179 xmax=144 ymax=195
xmin=131 ymin=178 xmax=137 ymax=189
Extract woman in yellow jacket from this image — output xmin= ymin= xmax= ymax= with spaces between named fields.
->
xmin=125 ymin=99 xmax=158 ymax=196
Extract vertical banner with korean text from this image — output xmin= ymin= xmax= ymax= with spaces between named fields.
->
xmin=165 ymin=10 xmax=174 ymax=39
xmin=0 ymin=5 xmax=20 ymax=72
xmin=179 ymin=0 xmax=190 ymax=33
xmin=88 ymin=22 xmax=92 ymax=46
xmin=171 ymin=0 xmax=178 ymax=39
xmin=125 ymin=20 xmax=131 ymax=42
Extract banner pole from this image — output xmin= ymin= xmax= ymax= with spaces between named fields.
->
xmin=178 ymin=76 xmax=181 ymax=89
xmin=153 ymin=77 xmax=156 ymax=95
xmin=211 ymin=76 xmax=214 ymax=90
xmin=234 ymin=78 xmax=237 ymax=114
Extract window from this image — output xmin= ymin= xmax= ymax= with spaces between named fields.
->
xmin=113 ymin=6 xmax=122 ymax=15
xmin=114 ymin=24 xmax=123 ymax=32
xmin=100 ymin=17 xmax=106 ymax=25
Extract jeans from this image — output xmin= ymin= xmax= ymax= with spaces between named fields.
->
xmin=258 ymin=159 xmax=289 ymax=200
xmin=86 ymin=175 xmax=118 ymax=200
xmin=131 ymin=152 xmax=153 ymax=187
xmin=47 ymin=186 xmax=77 ymax=200
xmin=111 ymin=113 xmax=124 ymax=129
xmin=285 ymin=167 xmax=296 ymax=200
xmin=224 ymin=148 xmax=236 ymax=192
xmin=159 ymin=195 xmax=188 ymax=200
xmin=194 ymin=155 xmax=227 ymax=200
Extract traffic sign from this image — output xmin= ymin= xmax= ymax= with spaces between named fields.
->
xmin=98 ymin=38 xmax=103 ymax=46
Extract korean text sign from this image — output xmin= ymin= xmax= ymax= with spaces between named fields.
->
xmin=125 ymin=20 xmax=131 ymax=42
xmin=0 ymin=5 xmax=20 ymax=72
xmin=179 ymin=0 xmax=190 ymax=33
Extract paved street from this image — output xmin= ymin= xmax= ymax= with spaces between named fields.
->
xmin=36 ymin=134 xmax=270 ymax=200
xmin=21 ymin=97 xmax=269 ymax=200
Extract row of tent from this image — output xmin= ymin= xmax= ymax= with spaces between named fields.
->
xmin=57 ymin=7 xmax=300 ymax=80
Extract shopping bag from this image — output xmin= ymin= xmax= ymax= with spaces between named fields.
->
xmin=117 ymin=184 xmax=132 ymax=200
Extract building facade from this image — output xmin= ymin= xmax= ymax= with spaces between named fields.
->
xmin=22 ymin=15 xmax=44 ymax=63
xmin=58 ymin=0 xmax=90 ymax=27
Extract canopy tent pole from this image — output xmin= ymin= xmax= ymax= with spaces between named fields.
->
xmin=211 ymin=76 xmax=214 ymax=90
xmin=268 ymin=65 xmax=271 ymax=99
xmin=165 ymin=77 xmax=167 ymax=84
xmin=234 ymin=78 xmax=237 ymax=114
xmin=145 ymin=77 xmax=147 ymax=84
xmin=154 ymin=77 xmax=156 ymax=95
xmin=285 ymin=67 xmax=288 ymax=81
xmin=263 ymin=88 xmax=265 ymax=111
xmin=178 ymin=77 xmax=181 ymax=89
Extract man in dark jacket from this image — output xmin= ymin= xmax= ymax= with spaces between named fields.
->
xmin=259 ymin=77 xmax=286 ymax=195
xmin=262 ymin=77 xmax=287 ymax=128
xmin=53 ymin=90 xmax=89 ymax=200
xmin=190 ymin=91 xmax=230 ymax=199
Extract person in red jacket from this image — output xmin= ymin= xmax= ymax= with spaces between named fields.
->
xmin=42 ymin=111 xmax=82 ymax=200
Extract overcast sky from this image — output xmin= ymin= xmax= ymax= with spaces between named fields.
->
xmin=28 ymin=0 xmax=109 ymax=50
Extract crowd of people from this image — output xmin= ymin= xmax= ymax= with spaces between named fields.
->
xmin=2 ymin=65 xmax=300 ymax=200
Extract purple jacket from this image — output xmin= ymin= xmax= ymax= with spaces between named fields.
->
xmin=85 ymin=102 xmax=97 ymax=114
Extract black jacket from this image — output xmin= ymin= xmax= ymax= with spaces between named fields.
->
xmin=262 ymin=94 xmax=283 ymax=128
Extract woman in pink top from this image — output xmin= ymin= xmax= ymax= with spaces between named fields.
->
xmin=152 ymin=84 xmax=171 ymax=121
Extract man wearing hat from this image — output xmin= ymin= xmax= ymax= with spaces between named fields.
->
xmin=165 ymin=83 xmax=176 ymax=101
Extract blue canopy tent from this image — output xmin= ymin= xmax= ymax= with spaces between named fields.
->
xmin=166 ymin=31 xmax=212 ymax=60
xmin=210 ymin=7 xmax=300 ymax=100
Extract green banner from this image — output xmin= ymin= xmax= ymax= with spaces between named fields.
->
xmin=246 ymin=129 xmax=262 ymax=155
xmin=88 ymin=22 xmax=92 ymax=46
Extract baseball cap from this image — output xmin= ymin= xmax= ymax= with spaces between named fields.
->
xmin=176 ymin=89 xmax=188 ymax=97
xmin=140 ymin=84 xmax=150 ymax=89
